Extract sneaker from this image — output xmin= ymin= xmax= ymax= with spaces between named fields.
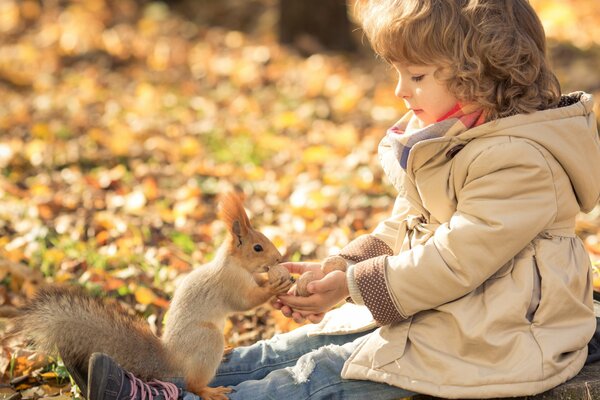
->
xmin=87 ymin=353 xmax=181 ymax=400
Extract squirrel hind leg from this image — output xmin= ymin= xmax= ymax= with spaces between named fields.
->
xmin=194 ymin=386 xmax=231 ymax=400
xmin=186 ymin=375 xmax=231 ymax=400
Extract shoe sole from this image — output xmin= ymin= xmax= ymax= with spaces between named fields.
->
xmin=88 ymin=353 xmax=110 ymax=400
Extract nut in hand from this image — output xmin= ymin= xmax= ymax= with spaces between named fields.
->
xmin=321 ymin=255 xmax=347 ymax=275
xmin=268 ymin=264 xmax=291 ymax=284
xmin=295 ymin=270 xmax=323 ymax=297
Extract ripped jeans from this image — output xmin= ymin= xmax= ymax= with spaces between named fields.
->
xmin=181 ymin=324 xmax=417 ymax=400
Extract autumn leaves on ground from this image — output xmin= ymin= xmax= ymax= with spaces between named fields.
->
xmin=1 ymin=0 xmax=600 ymax=398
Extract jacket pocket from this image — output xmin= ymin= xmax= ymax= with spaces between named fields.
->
xmin=526 ymin=256 xmax=541 ymax=322
xmin=370 ymin=318 xmax=412 ymax=369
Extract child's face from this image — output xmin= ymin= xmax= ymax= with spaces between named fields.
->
xmin=392 ymin=63 xmax=458 ymax=128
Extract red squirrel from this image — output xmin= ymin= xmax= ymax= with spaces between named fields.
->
xmin=9 ymin=192 xmax=293 ymax=400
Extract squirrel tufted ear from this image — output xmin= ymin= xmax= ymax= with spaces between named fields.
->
xmin=218 ymin=192 xmax=252 ymax=245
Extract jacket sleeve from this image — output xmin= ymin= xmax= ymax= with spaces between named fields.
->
xmin=340 ymin=194 xmax=419 ymax=262
xmin=352 ymin=141 xmax=558 ymax=323
xmin=340 ymin=194 xmax=420 ymax=308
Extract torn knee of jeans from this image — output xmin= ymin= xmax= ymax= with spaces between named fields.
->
xmin=287 ymin=344 xmax=343 ymax=385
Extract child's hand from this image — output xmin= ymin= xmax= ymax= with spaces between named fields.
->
xmin=277 ymin=270 xmax=349 ymax=316
xmin=271 ymin=303 xmax=326 ymax=324
xmin=271 ymin=262 xmax=324 ymax=323
xmin=279 ymin=261 xmax=322 ymax=275
xmin=271 ymin=298 xmax=326 ymax=324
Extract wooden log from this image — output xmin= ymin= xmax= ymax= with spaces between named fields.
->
xmin=411 ymin=362 xmax=600 ymax=399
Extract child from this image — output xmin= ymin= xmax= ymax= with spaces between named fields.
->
xmin=85 ymin=0 xmax=600 ymax=399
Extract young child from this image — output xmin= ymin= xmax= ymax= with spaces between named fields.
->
xmin=84 ymin=0 xmax=600 ymax=399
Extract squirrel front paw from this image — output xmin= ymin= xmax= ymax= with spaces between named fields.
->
xmin=267 ymin=265 xmax=294 ymax=294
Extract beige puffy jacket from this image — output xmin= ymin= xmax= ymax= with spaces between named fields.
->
xmin=313 ymin=93 xmax=600 ymax=398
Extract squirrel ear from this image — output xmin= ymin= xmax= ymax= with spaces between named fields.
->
xmin=218 ymin=191 xmax=251 ymax=245
xmin=232 ymin=220 xmax=243 ymax=246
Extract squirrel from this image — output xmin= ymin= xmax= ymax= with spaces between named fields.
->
xmin=7 ymin=192 xmax=293 ymax=400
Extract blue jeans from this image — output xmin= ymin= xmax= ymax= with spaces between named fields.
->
xmin=181 ymin=324 xmax=417 ymax=400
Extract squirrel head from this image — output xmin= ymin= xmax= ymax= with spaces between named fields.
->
xmin=218 ymin=192 xmax=282 ymax=273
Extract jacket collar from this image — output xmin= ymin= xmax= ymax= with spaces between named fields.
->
xmin=379 ymin=92 xmax=600 ymax=211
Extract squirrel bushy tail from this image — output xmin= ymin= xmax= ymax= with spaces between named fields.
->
xmin=9 ymin=285 xmax=176 ymax=380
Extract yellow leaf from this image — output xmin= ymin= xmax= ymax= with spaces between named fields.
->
xmin=180 ymin=136 xmax=202 ymax=157
xmin=134 ymin=286 xmax=157 ymax=305
xmin=54 ymin=270 xmax=75 ymax=283
xmin=301 ymin=145 xmax=332 ymax=164
xmin=44 ymin=248 xmax=65 ymax=265
xmin=274 ymin=111 xmax=300 ymax=130
xmin=256 ymin=135 xmax=293 ymax=153
xmin=244 ymin=165 xmax=266 ymax=181
xmin=107 ymin=125 xmax=134 ymax=156
xmin=271 ymin=235 xmax=286 ymax=249
xmin=332 ymin=84 xmax=362 ymax=113
xmin=324 ymin=123 xmax=358 ymax=149
xmin=31 ymin=123 xmax=52 ymax=140
xmin=159 ymin=207 xmax=175 ymax=223
xmin=306 ymin=218 xmax=324 ymax=232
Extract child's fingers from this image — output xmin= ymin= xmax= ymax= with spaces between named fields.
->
xmin=307 ymin=313 xmax=325 ymax=324
xmin=271 ymin=298 xmax=282 ymax=309
xmin=279 ymin=262 xmax=321 ymax=275
xmin=292 ymin=311 xmax=306 ymax=324
xmin=278 ymin=294 xmax=322 ymax=312
xmin=271 ymin=297 xmax=296 ymax=317
xmin=281 ymin=305 xmax=293 ymax=318
xmin=290 ymin=310 xmax=322 ymax=324
xmin=307 ymin=271 xmax=344 ymax=294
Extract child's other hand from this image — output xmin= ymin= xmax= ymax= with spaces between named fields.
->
xmin=277 ymin=270 xmax=349 ymax=317
xmin=271 ymin=261 xmax=325 ymax=323
xmin=272 ymin=297 xmax=326 ymax=324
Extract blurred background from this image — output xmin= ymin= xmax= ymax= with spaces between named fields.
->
xmin=1 ymin=0 xmax=599 ymax=395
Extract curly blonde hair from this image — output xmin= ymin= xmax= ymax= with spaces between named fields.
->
xmin=355 ymin=0 xmax=561 ymax=120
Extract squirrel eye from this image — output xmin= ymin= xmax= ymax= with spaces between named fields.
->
xmin=253 ymin=244 xmax=263 ymax=252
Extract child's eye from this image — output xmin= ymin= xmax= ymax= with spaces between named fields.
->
xmin=411 ymin=75 xmax=425 ymax=82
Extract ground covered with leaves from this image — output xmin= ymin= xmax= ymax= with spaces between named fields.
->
xmin=1 ymin=0 xmax=600 ymax=398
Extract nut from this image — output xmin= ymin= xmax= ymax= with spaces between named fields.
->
xmin=268 ymin=264 xmax=291 ymax=284
xmin=295 ymin=270 xmax=323 ymax=297
xmin=321 ymin=255 xmax=347 ymax=275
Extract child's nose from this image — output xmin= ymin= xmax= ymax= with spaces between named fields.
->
xmin=395 ymin=78 xmax=410 ymax=99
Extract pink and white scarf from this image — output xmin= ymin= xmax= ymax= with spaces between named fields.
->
xmin=387 ymin=103 xmax=486 ymax=169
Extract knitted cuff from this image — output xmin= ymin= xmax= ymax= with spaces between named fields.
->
xmin=346 ymin=264 xmax=365 ymax=305
xmin=354 ymin=255 xmax=405 ymax=325
xmin=339 ymin=235 xmax=394 ymax=263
